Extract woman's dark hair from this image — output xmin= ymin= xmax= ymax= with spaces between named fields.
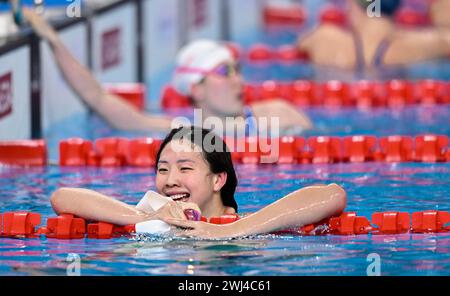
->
xmin=155 ymin=126 xmax=238 ymax=212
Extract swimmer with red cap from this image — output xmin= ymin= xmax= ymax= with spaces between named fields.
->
xmin=50 ymin=127 xmax=346 ymax=239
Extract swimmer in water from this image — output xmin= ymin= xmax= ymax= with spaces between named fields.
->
xmin=171 ymin=39 xmax=313 ymax=135
xmin=297 ymin=0 xmax=450 ymax=72
xmin=23 ymin=9 xmax=313 ymax=135
xmin=50 ymin=127 xmax=346 ymax=239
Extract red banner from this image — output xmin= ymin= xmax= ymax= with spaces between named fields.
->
xmin=101 ymin=28 xmax=121 ymax=71
xmin=191 ymin=0 xmax=207 ymax=29
xmin=0 ymin=72 xmax=12 ymax=120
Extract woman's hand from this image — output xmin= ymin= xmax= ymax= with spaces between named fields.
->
xmin=154 ymin=201 xmax=201 ymax=221
xmin=22 ymin=8 xmax=59 ymax=43
xmin=162 ymin=218 xmax=237 ymax=239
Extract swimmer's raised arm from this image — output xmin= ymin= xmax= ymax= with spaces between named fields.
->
xmin=166 ymin=183 xmax=347 ymax=239
xmin=22 ymin=8 xmax=173 ymax=133
xmin=50 ymin=187 xmax=196 ymax=225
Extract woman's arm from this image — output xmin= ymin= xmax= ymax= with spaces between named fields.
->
xmin=430 ymin=0 xmax=450 ymax=28
xmin=384 ymin=28 xmax=450 ymax=65
xmin=50 ymin=188 xmax=198 ymax=225
xmin=22 ymin=8 xmax=173 ymax=133
xmin=165 ymin=183 xmax=347 ymax=239
xmin=251 ymin=99 xmax=313 ymax=131
xmin=51 ymin=188 xmax=152 ymax=225
xmin=296 ymin=24 xmax=357 ymax=70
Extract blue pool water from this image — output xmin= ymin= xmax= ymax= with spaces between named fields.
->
xmin=1 ymin=161 xmax=449 ymax=275
xmin=2 ymin=104 xmax=450 ymax=275
xmin=3 ymin=58 xmax=449 ymax=275
xmin=1 ymin=0 xmax=449 ymax=276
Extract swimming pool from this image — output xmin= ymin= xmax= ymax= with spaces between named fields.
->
xmin=1 ymin=160 xmax=449 ymax=276
xmin=1 ymin=102 xmax=449 ymax=276
xmin=1 ymin=0 xmax=449 ymax=277
xmin=43 ymin=104 xmax=450 ymax=161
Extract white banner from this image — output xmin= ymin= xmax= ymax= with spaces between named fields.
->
xmin=0 ymin=46 xmax=31 ymax=140
xmin=91 ymin=2 xmax=138 ymax=83
xmin=143 ymin=0 xmax=181 ymax=110
xmin=185 ymin=0 xmax=223 ymax=42
xmin=228 ymin=0 xmax=263 ymax=46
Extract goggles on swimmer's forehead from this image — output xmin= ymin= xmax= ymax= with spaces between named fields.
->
xmin=210 ymin=63 xmax=241 ymax=78
xmin=175 ymin=63 xmax=241 ymax=79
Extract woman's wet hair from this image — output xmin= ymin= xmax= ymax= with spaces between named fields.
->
xmin=156 ymin=126 xmax=238 ymax=212
xmin=357 ymin=0 xmax=401 ymax=17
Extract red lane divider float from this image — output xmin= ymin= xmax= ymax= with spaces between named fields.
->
xmin=2 ymin=211 xmax=448 ymax=239
xmin=262 ymin=3 xmax=431 ymax=29
xmin=59 ymin=138 xmax=94 ymax=166
xmin=247 ymin=44 xmax=275 ymax=63
xmin=160 ymin=85 xmax=191 ymax=109
xmin=263 ymin=3 xmax=306 ymax=27
xmin=379 ymin=136 xmax=414 ymax=162
xmin=371 ymin=212 xmax=410 ymax=235
xmin=319 ymin=5 xmax=348 ymax=27
xmin=278 ymin=212 xmax=373 ymax=236
xmin=0 ymin=140 xmax=47 ymax=166
xmin=1 ymin=212 xmax=41 ymax=238
xmin=225 ymin=42 xmax=243 ymax=61
xmin=329 ymin=212 xmax=373 ymax=235
xmin=87 ymin=222 xmax=134 ymax=239
xmin=394 ymin=7 xmax=430 ymax=27
xmin=208 ymin=214 xmax=240 ymax=225
xmin=226 ymin=135 xmax=449 ymax=165
xmin=127 ymin=138 xmax=162 ymax=167
xmin=415 ymin=135 xmax=448 ymax=163
xmin=322 ymin=80 xmax=352 ymax=107
xmin=276 ymin=45 xmax=310 ymax=63
xmin=416 ymin=80 xmax=448 ymax=105
xmin=94 ymin=137 xmax=129 ymax=167
xmin=103 ymin=83 xmax=146 ymax=111
xmin=291 ymin=80 xmax=319 ymax=107
xmin=43 ymin=214 xmax=86 ymax=239
xmin=58 ymin=137 xmax=161 ymax=167
xmin=412 ymin=211 xmax=450 ymax=233
xmin=160 ymin=79 xmax=450 ymax=110
xmin=386 ymin=80 xmax=415 ymax=107
xmin=307 ymin=136 xmax=342 ymax=164
xmin=1 ymin=135 xmax=448 ymax=167
xmin=343 ymin=136 xmax=377 ymax=163
xmin=352 ymin=80 xmax=383 ymax=108
xmin=262 ymin=1 xmax=428 ymax=30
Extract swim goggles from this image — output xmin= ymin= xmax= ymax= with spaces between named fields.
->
xmin=175 ymin=63 xmax=241 ymax=79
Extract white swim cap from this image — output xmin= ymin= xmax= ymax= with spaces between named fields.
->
xmin=172 ymin=39 xmax=234 ymax=96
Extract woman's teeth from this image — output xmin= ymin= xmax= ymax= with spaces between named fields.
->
xmin=170 ymin=193 xmax=189 ymax=201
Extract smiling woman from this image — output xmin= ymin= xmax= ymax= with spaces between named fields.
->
xmin=155 ymin=127 xmax=238 ymax=218
xmin=50 ymin=127 xmax=347 ymax=239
